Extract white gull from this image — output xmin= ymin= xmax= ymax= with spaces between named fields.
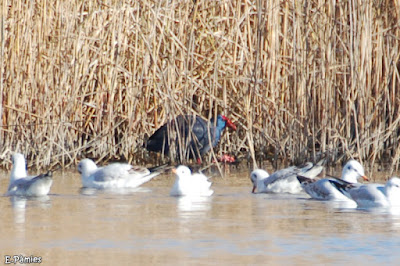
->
xmin=335 ymin=177 xmax=400 ymax=208
xmin=250 ymin=161 xmax=324 ymax=194
xmin=77 ymin=158 xmax=163 ymax=189
xmin=297 ymin=160 xmax=368 ymax=201
xmin=7 ymin=153 xmax=53 ymax=197
xmin=170 ymin=165 xmax=213 ymax=197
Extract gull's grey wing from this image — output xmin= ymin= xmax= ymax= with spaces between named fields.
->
xmin=265 ymin=162 xmax=319 ymax=186
xmin=348 ymin=184 xmax=387 ymax=205
xmin=263 ymin=166 xmax=298 ymax=186
xmin=327 ymin=177 xmax=357 ymax=198
xmin=92 ymin=163 xmax=139 ymax=182
xmin=7 ymin=172 xmax=52 ymax=194
xmin=92 ymin=163 xmax=169 ymax=182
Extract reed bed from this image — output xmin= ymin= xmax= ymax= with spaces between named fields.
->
xmin=0 ymin=0 xmax=399 ymax=172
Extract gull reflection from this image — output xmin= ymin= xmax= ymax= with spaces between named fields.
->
xmin=350 ymin=205 xmax=400 ymax=231
xmin=10 ymin=196 xmax=27 ymax=224
xmin=79 ymin=186 xmax=152 ymax=196
xmin=325 ymin=199 xmax=357 ymax=210
xmin=10 ymin=195 xmax=51 ymax=224
xmin=387 ymin=207 xmax=400 ymax=231
xmin=80 ymin=187 xmax=99 ymax=196
xmin=177 ymin=196 xmax=212 ymax=218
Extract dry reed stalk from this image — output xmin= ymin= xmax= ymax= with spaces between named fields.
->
xmin=0 ymin=0 xmax=399 ymax=175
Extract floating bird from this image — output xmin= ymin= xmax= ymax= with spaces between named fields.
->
xmin=331 ymin=177 xmax=400 ymax=208
xmin=250 ymin=161 xmax=324 ymax=194
xmin=7 ymin=153 xmax=53 ymax=197
xmin=77 ymin=158 xmax=165 ymax=189
xmin=297 ymin=160 xmax=368 ymax=201
xmin=170 ymin=165 xmax=214 ymax=196
xmin=145 ymin=114 xmax=237 ymax=162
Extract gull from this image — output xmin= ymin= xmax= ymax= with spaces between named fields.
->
xmin=7 ymin=153 xmax=53 ymax=197
xmin=250 ymin=161 xmax=324 ymax=194
xmin=170 ymin=165 xmax=213 ymax=196
xmin=297 ymin=160 xmax=368 ymax=201
xmin=332 ymin=177 xmax=400 ymax=208
xmin=77 ymin=158 xmax=165 ymax=189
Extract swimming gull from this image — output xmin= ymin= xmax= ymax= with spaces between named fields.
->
xmin=77 ymin=158 xmax=165 ymax=189
xmin=296 ymin=160 xmax=368 ymax=201
xmin=170 ymin=165 xmax=213 ymax=196
xmin=250 ymin=161 xmax=324 ymax=194
xmin=332 ymin=177 xmax=400 ymax=208
xmin=7 ymin=153 xmax=53 ymax=197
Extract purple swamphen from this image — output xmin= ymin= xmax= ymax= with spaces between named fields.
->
xmin=145 ymin=114 xmax=237 ymax=162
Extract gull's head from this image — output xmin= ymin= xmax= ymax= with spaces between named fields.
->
xmin=172 ymin=165 xmax=192 ymax=180
xmin=250 ymin=169 xmax=269 ymax=193
xmin=386 ymin=177 xmax=400 ymax=191
xmin=77 ymin=159 xmax=98 ymax=178
xmin=341 ymin=160 xmax=368 ymax=183
xmin=12 ymin=153 xmax=25 ymax=165
xmin=11 ymin=153 xmax=27 ymax=180
xmin=386 ymin=177 xmax=400 ymax=205
xmin=387 ymin=177 xmax=400 ymax=187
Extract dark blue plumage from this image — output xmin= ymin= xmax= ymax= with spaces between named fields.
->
xmin=145 ymin=114 xmax=236 ymax=162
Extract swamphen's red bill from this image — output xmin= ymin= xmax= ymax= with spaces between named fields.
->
xmin=221 ymin=115 xmax=237 ymax=131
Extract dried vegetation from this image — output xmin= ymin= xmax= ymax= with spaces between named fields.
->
xmin=1 ymin=1 xmax=400 ymax=172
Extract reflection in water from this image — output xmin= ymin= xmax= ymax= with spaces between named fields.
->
xmin=387 ymin=209 xmax=400 ymax=231
xmin=10 ymin=196 xmax=27 ymax=224
xmin=175 ymin=196 xmax=213 ymax=237
xmin=356 ymin=206 xmax=400 ymax=231
xmin=80 ymin=187 xmax=98 ymax=196
xmin=176 ymin=196 xmax=212 ymax=214
xmin=322 ymin=199 xmax=357 ymax=209
xmin=80 ymin=186 xmax=152 ymax=196
xmin=10 ymin=195 xmax=51 ymax=224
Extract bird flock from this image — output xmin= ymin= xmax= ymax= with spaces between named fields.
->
xmin=2 ymin=114 xmax=400 ymax=212
xmin=252 ymin=160 xmax=400 ymax=209
xmin=3 ymin=152 xmax=400 ymax=212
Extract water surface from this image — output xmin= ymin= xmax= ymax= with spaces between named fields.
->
xmin=0 ymin=166 xmax=399 ymax=265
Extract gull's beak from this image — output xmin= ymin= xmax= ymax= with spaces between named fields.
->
xmin=252 ymin=185 xmax=257 ymax=194
xmin=362 ymin=175 xmax=369 ymax=181
xmin=172 ymin=168 xmax=177 ymax=174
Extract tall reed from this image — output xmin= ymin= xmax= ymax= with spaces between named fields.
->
xmin=0 ymin=0 xmax=399 ymax=173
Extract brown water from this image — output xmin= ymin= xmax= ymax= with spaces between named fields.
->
xmin=1 ymin=167 xmax=400 ymax=265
